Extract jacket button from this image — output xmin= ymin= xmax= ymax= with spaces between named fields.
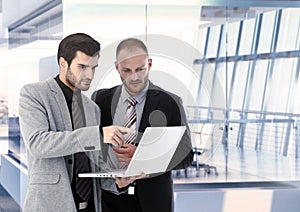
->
xmin=68 ymin=159 xmax=73 ymax=164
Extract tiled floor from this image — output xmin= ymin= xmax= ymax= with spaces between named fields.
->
xmin=1 ymin=143 xmax=300 ymax=211
xmin=172 ymin=145 xmax=300 ymax=212
xmin=173 ymin=144 xmax=300 ymax=184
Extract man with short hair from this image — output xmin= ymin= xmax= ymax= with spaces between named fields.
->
xmin=20 ymin=33 xmax=134 ymax=212
xmin=92 ymin=37 xmax=193 ymax=212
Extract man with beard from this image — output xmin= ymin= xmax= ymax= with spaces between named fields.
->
xmin=92 ymin=38 xmax=193 ymax=212
xmin=19 ymin=33 xmax=137 ymax=212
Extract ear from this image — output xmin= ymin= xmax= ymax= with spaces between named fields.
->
xmin=148 ymin=58 xmax=152 ymax=69
xmin=115 ymin=61 xmax=120 ymax=72
xmin=59 ymin=57 xmax=68 ymax=70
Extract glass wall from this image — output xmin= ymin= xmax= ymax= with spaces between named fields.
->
xmin=194 ymin=6 xmax=300 ymax=154
xmin=189 ymin=3 xmax=300 ymax=181
xmin=1 ymin=0 xmax=300 ymax=181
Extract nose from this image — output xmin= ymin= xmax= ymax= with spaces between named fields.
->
xmin=129 ymin=71 xmax=139 ymax=81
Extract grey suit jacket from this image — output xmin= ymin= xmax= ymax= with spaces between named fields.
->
xmin=19 ymin=78 xmax=104 ymax=212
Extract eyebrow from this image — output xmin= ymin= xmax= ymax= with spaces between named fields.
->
xmin=77 ymin=63 xmax=98 ymax=69
xmin=121 ymin=64 xmax=146 ymax=71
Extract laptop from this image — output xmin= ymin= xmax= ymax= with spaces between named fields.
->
xmin=78 ymin=126 xmax=186 ymax=178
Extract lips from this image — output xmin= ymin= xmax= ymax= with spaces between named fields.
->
xmin=130 ymin=81 xmax=141 ymax=85
xmin=82 ymin=80 xmax=92 ymax=85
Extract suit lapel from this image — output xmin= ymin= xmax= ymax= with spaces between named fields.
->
xmin=46 ymin=78 xmax=73 ymax=130
xmin=139 ymin=83 xmax=161 ymax=131
xmin=46 ymin=78 xmax=74 ymax=180
xmin=110 ymin=86 xmax=122 ymax=122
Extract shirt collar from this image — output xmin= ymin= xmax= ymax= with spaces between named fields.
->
xmin=121 ymin=81 xmax=149 ymax=104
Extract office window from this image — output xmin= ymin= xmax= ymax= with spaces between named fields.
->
xmin=214 ymin=61 xmax=234 ymax=103
xmin=285 ymin=57 xmax=300 ymax=114
xmin=198 ymin=63 xmax=216 ymax=107
xmin=293 ymin=61 xmax=300 ymax=114
xmin=277 ymin=8 xmax=300 ymax=52
xmin=267 ymin=58 xmax=294 ymax=112
xmin=229 ymin=61 xmax=249 ymax=110
xmin=219 ymin=21 xmax=240 ymax=57
xmin=206 ymin=25 xmax=221 ymax=58
xmin=248 ymin=60 xmax=268 ymax=110
xmin=239 ymin=18 xmax=255 ymax=55
xmin=257 ymin=10 xmax=276 ymax=53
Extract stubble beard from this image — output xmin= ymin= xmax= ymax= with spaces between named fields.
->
xmin=122 ymin=74 xmax=149 ymax=96
xmin=66 ymin=68 xmax=76 ymax=86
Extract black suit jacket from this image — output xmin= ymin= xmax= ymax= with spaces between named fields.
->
xmin=92 ymin=82 xmax=193 ymax=212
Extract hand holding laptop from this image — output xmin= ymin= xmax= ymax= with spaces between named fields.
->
xmin=115 ymin=173 xmax=149 ymax=188
xmin=103 ymin=125 xmax=135 ymax=147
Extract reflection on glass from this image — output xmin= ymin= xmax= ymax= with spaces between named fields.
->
xmin=0 ymin=2 xmax=300 ymax=185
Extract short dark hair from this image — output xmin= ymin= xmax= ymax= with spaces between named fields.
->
xmin=57 ymin=33 xmax=101 ymax=65
xmin=116 ymin=38 xmax=148 ymax=60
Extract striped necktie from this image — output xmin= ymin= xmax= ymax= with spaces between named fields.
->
xmin=72 ymin=93 xmax=92 ymax=202
xmin=124 ymin=97 xmax=137 ymax=144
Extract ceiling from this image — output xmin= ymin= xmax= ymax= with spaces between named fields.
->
xmin=0 ymin=1 xmax=295 ymax=49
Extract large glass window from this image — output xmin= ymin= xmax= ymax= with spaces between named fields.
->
xmin=267 ymin=58 xmax=294 ymax=112
xmin=239 ymin=18 xmax=256 ymax=55
xmin=248 ymin=60 xmax=268 ymax=110
xmin=257 ymin=10 xmax=276 ymax=53
xmin=196 ymin=27 xmax=208 ymax=58
xmin=277 ymin=8 xmax=300 ymax=52
xmin=219 ymin=21 xmax=240 ymax=57
xmin=206 ymin=25 xmax=221 ymax=58
xmin=1 ymin=1 xmax=300 ymax=192
xmin=230 ymin=61 xmax=249 ymax=109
